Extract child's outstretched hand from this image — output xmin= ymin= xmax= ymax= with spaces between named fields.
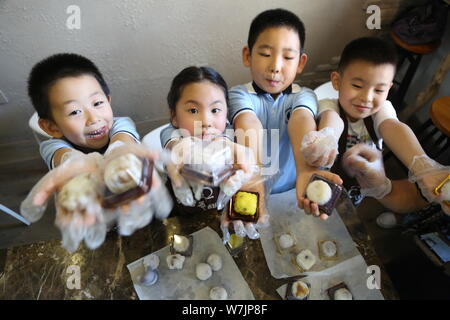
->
xmin=342 ymin=143 xmax=392 ymax=199
xmin=408 ymin=154 xmax=450 ymax=215
xmin=20 ymin=151 xmax=106 ymax=252
xmin=102 ymin=141 xmax=172 ymax=235
xmin=300 ymin=127 xmax=339 ymax=168
xmin=296 ymin=167 xmax=343 ymax=220
xmin=166 ymin=137 xmax=205 ymax=206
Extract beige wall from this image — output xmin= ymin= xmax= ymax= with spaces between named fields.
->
xmin=0 ymin=0 xmax=413 ymax=151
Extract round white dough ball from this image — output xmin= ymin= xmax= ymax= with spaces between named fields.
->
xmin=334 ymin=288 xmax=353 ymax=300
xmin=196 ymin=263 xmax=212 ymax=281
xmin=306 ymin=180 xmax=332 ymax=205
xmin=104 ymin=153 xmax=142 ymax=194
xmin=321 ymin=241 xmax=337 ymax=257
xmin=209 ymin=286 xmax=228 ymax=300
xmin=143 ymin=254 xmax=160 ymax=270
xmin=279 ymin=234 xmax=294 ymax=249
xmin=173 ymin=235 xmax=190 ymax=253
xmin=206 ymin=254 xmax=223 ymax=271
xmin=166 ymin=254 xmax=185 ymax=270
xmin=441 ymin=181 xmax=450 ymax=201
xmin=58 ymin=173 xmax=100 ymax=212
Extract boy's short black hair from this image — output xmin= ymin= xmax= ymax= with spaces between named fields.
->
xmin=338 ymin=37 xmax=398 ymax=73
xmin=167 ymin=66 xmax=228 ymax=114
xmin=247 ymin=8 xmax=306 ymax=53
xmin=27 ymin=53 xmax=110 ymax=119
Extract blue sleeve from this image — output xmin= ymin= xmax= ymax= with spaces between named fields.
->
xmin=110 ymin=117 xmax=140 ymax=141
xmin=39 ymin=138 xmax=74 ymax=169
xmin=160 ymin=124 xmax=183 ymax=148
xmin=290 ymin=87 xmax=318 ymax=119
xmin=228 ymin=85 xmax=256 ymax=124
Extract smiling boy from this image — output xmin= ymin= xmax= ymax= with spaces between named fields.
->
xmin=28 ymin=53 xmax=140 ymax=169
xmin=228 ymin=8 xmax=342 ymax=218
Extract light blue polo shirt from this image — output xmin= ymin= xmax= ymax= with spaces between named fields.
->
xmin=40 ymin=116 xmax=140 ymax=169
xmin=228 ymin=82 xmax=317 ymax=194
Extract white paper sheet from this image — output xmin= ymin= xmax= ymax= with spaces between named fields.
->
xmin=276 ymin=255 xmax=384 ymax=300
xmin=127 ymin=226 xmax=254 ymax=300
xmin=260 ymin=189 xmax=360 ymax=278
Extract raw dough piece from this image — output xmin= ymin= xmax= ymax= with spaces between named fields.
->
xmin=321 ymin=241 xmax=337 ymax=257
xmin=104 ymin=153 xmax=142 ymax=194
xmin=296 ymin=249 xmax=316 ymax=271
xmin=334 ymin=288 xmax=353 ymax=300
xmin=207 ymin=254 xmax=223 ymax=271
xmin=279 ymin=234 xmax=294 ymax=249
xmin=209 ymin=286 xmax=228 ymax=300
xmin=173 ymin=235 xmax=190 ymax=253
xmin=196 ymin=263 xmax=212 ymax=280
xmin=306 ymin=180 xmax=332 ymax=205
xmin=166 ymin=254 xmax=185 ymax=270
xmin=143 ymin=254 xmax=160 ymax=270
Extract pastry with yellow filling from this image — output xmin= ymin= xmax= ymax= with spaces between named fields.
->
xmin=233 ymin=191 xmax=257 ymax=215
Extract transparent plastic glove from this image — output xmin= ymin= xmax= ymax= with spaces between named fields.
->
xmin=217 ymin=142 xmax=259 ymax=210
xmin=408 ymin=154 xmax=450 ymax=214
xmin=166 ymin=137 xmax=204 ymax=206
xmin=102 ymin=142 xmax=173 ymax=235
xmin=342 ymin=143 xmax=392 ymax=199
xmin=300 ymin=127 xmax=339 ymax=168
xmin=20 ymin=152 xmax=103 ymax=225
xmin=219 ymin=176 xmax=271 ymax=243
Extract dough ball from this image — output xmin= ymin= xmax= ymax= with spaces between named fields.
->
xmin=279 ymin=234 xmax=294 ymax=249
xmin=209 ymin=286 xmax=228 ymax=300
xmin=166 ymin=254 xmax=185 ymax=270
xmin=143 ymin=254 xmax=160 ymax=270
xmin=441 ymin=181 xmax=450 ymax=201
xmin=58 ymin=173 xmax=100 ymax=212
xmin=321 ymin=241 xmax=337 ymax=257
xmin=334 ymin=287 xmax=353 ymax=300
xmin=104 ymin=153 xmax=142 ymax=194
xmin=196 ymin=263 xmax=212 ymax=281
xmin=306 ymin=180 xmax=332 ymax=205
xmin=296 ymin=249 xmax=316 ymax=271
xmin=140 ymin=269 xmax=158 ymax=286
xmin=206 ymin=254 xmax=223 ymax=271
xmin=291 ymin=280 xmax=309 ymax=299
xmin=173 ymin=235 xmax=190 ymax=253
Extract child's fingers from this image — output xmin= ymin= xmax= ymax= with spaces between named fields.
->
xmin=317 ymin=171 xmax=343 ymax=185
xmin=320 ymin=213 xmax=329 ymax=220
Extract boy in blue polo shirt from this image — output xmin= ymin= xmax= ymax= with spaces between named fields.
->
xmin=229 ymin=8 xmax=342 ymax=219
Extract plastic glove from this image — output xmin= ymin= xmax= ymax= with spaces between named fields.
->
xmin=342 ymin=143 xmax=392 ymax=199
xmin=102 ymin=142 xmax=173 ymax=235
xmin=219 ymin=173 xmax=271 ymax=243
xmin=217 ymin=142 xmax=260 ymax=210
xmin=165 ymin=137 xmax=204 ymax=206
xmin=300 ymin=127 xmax=339 ymax=168
xmin=408 ymin=154 xmax=450 ymax=214
xmin=20 ymin=152 xmax=105 ymax=252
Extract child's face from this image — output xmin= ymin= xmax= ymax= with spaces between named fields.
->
xmin=331 ymin=60 xmax=395 ymax=122
xmin=171 ymin=81 xmax=227 ymax=140
xmin=44 ymin=75 xmax=113 ymax=149
xmin=243 ymin=26 xmax=307 ymax=97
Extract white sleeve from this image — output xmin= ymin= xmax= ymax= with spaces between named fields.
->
xmin=373 ymin=100 xmax=398 ymax=136
xmin=317 ymin=99 xmax=339 ymax=117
